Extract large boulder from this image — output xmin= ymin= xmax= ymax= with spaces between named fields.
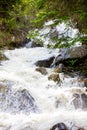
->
xmin=66 ymin=45 xmax=87 ymax=59
xmin=55 ymin=45 xmax=87 ymax=64
xmin=50 ymin=122 xmax=67 ymax=130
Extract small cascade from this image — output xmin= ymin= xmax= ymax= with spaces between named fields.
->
xmin=0 ymin=81 xmax=37 ymax=114
xmin=0 ymin=21 xmax=87 ymax=130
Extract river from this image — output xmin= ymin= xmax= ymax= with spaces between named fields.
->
xmin=0 ymin=44 xmax=87 ymax=130
xmin=0 ymin=20 xmax=87 ymax=130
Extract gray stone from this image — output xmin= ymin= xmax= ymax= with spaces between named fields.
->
xmin=35 ymin=56 xmax=55 ymax=67
xmin=50 ymin=122 xmax=67 ymax=130
xmin=55 ymin=45 xmax=87 ymax=64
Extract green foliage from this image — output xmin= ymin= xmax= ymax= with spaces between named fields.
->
xmin=51 ymin=36 xmax=81 ymax=49
xmin=27 ymin=30 xmax=43 ymax=45
xmin=79 ymin=36 xmax=87 ymax=44
xmin=65 ymin=59 xmax=79 ymax=67
xmin=0 ymin=0 xmax=87 ymax=49
xmin=31 ymin=0 xmax=87 ymax=32
xmin=64 ymin=58 xmax=79 ymax=67
xmin=27 ymin=30 xmax=39 ymax=39
xmin=0 ymin=0 xmax=87 ymax=32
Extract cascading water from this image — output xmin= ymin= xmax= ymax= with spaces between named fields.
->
xmin=0 ymin=21 xmax=87 ymax=130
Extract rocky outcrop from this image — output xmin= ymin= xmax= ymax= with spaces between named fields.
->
xmin=35 ymin=56 xmax=55 ymax=67
xmin=50 ymin=122 xmax=67 ymax=130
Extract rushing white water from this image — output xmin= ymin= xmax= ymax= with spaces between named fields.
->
xmin=0 ymin=45 xmax=87 ymax=130
xmin=0 ymin=20 xmax=87 ymax=130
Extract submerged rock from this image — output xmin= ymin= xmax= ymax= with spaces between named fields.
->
xmin=0 ymin=83 xmax=37 ymax=113
xmin=35 ymin=56 xmax=55 ymax=67
xmin=50 ymin=122 xmax=67 ymax=130
xmin=35 ymin=67 xmax=47 ymax=75
xmin=71 ymin=126 xmax=85 ymax=130
xmin=72 ymin=93 xmax=87 ymax=109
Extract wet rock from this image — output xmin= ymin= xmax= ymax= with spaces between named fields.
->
xmin=66 ymin=45 xmax=87 ymax=59
xmin=35 ymin=56 xmax=55 ymax=67
xmin=0 ymin=83 xmax=37 ymax=113
xmin=48 ymin=73 xmax=60 ymax=83
xmin=55 ymin=45 xmax=87 ymax=64
xmin=72 ymin=93 xmax=82 ymax=109
xmin=54 ymin=64 xmax=63 ymax=73
xmin=35 ymin=67 xmax=47 ymax=75
xmin=9 ymin=38 xmax=30 ymax=49
xmin=31 ymin=41 xmax=43 ymax=47
xmin=71 ymin=126 xmax=85 ymax=130
xmin=50 ymin=122 xmax=67 ymax=130
xmin=78 ymin=78 xmax=87 ymax=87
xmin=78 ymin=128 xmax=85 ymax=130
xmin=72 ymin=93 xmax=87 ymax=109
xmin=0 ymin=52 xmax=8 ymax=61
xmin=54 ymin=67 xmax=61 ymax=73
xmin=81 ymin=93 xmax=87 ymax=108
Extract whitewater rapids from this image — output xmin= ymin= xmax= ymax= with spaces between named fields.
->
xmin=0 ymin=45 xmax=87 ymax=130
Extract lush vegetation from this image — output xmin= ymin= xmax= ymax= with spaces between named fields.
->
xmin=0 ymin=0 xmax=87 ymax=49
